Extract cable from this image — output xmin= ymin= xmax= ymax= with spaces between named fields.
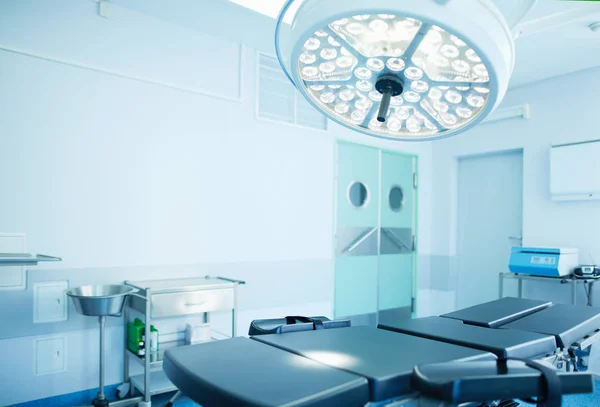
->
xmin=585 ymin=282 xmax=589 ymax=305
xmin=510 ymin=0 xmax=539 ymax=38
xmin=580 ymin=250 xmax=597 ymax=307
xmin=505 ymin=0 xmax=538 ymax=28
xmin=584 ymin=281 xmax=592 ymax=307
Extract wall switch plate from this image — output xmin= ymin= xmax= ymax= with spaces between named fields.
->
xmin=0 ymin=233 xmax=27 ymax=290
xmin=35 ymin=336 xmax=66 ymax=376
xmin=33 ymin=281 xmax=69 ymax=323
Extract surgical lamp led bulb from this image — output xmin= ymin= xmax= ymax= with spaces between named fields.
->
xmin=275 ymin=0 xmax=515 ymax=141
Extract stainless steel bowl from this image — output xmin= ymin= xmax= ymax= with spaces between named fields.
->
xmin=67 ymin=285 xmax=137 ymax=316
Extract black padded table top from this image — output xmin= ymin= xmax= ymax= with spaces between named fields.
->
xmin=441 ymin=297 xmax=552 ymax=328
xmin=503 ymin=304 xmax=600 ymax=348
xmin=413 ymin=360 xmax=594 ymax=404
xmin=379 ymin=316 xmax=557 ymax=358
xmin=252 ymin=326 xmax=495 ymax=402
xmin=163 ymin=337 xmax=370 ymax=407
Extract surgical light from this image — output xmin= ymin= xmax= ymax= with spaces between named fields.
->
xmin=275 ymin=0 xmax=515 ymax=141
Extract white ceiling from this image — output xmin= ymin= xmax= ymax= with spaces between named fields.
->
xmin=228 ymin=0 xmax=295 ymax=21
xmin=524 ymin=0 xmax=596 ymax=20
xmin=226 ymin=0 xmax=600 ymax=88
xmin=509 ymin=0 xmax=600 ymax=88
xmin=113 ymin=0 xmax=600 ymax=89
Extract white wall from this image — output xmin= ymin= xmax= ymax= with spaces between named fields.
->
xmin=430 ymin=66 xmax=600 ymax=310
xmin=0 ymin=0 xmax=332 ymax=268
xmin=0 ymin=1 xmax=433 ymax=404
xmin=0 ymin=0 xmax=433 ymax=269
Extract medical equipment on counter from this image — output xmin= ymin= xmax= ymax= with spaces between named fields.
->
xmin=121 ymin=276 xmax=245 ymax=407
xmin=67 ymin=285 xmax=138 ymax=407
xmin=162 ymin=297 xmax=600 ymax=407
xmin=509 ymin=247 xmax=579 ymax=277
xmin=574 ymin=265 xmax=600 ymax=279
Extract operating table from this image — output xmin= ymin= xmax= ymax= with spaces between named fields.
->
xmin=162 ymin=297 xmax=600 ymax=407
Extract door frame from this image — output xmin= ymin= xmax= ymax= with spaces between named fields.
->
xmin=332 ymin=140 xmax=419 ymax=319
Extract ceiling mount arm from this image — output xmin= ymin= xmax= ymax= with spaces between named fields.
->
xmin=506 ymin=0 xmax=538 ymax=38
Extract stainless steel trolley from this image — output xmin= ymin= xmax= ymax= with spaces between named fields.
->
xmin=120 ymin=276 xmax=245 ymax=407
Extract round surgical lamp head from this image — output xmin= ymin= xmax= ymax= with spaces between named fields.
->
xmin=275 ymin=0 xmax=515 ymax=141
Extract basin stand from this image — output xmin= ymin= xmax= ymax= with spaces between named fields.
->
xmin=93 ymin=316 xmax=109 ymax=407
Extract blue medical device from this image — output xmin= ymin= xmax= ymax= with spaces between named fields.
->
xmin=509 ymin=247 xmax=579 ymax=277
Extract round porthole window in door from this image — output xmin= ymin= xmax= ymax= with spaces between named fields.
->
xmin=348 ymin=181 xmax=369 ymax=209
xmin=389 ymin=185 xmax=404 ymax=212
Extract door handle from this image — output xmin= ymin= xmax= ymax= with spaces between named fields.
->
xmin=508 ymin=236 xmax=523 ymax=240
xmin=184 ymin=301 xmax=206 ymax=307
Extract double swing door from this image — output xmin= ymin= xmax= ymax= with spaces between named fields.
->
xmin=334 ymin=142 xmax=416 ymax=326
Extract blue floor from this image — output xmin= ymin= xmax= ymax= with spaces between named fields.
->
xmin=153 ymin=383 xmax=600 ymax=407
xmin=519 ymin=380 xmax=600 ymax=407
xmin=152 ymin=391 xmax=199 ymax=406
xmin=8 ymin=387 xmax=201 ymax=407
xmin=149 ymin=385 xmax=600 ymax=407
xmin=10 ymin=382 xmax=600 ymax=406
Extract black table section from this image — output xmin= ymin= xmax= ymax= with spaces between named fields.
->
xmin=163 ymin=337 xmax=369 ymax=407
xmin=379 ymin=316 xmax=558 ymax=358
xmin=252 ymin=326 xmax=495 ymax=402
xmin=441 ymin=297 xmax=552 ymax=328
xmin=413 ymin=360 xmax=594 ymax=404
xmin=503 ymin=303 xmax=600 ymax=348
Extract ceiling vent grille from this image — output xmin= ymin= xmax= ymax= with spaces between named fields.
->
xmin=257 ymin=53 xmax=327 ymax=131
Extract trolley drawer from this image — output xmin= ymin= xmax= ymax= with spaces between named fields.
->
xmin=132 ymin=288 xmax=235 ymax=318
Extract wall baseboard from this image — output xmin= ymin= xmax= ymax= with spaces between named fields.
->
xmin=9 ymin=384 xmax=120 ymax=407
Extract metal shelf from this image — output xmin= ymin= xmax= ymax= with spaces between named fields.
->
xmin=130 ymin=370 xmax=177 ymax=396
xmin=499 ymin=272 xmax=596 ymax=306
xmin=0 ymin=253 xmax=62 ymax=266
xmin=127 ymin=336 xmax=224 ymax=367
xmin=501 ymin=272 xmax=592 ymax=284
xmin=127 ymin=339 xmax=187 ymax=367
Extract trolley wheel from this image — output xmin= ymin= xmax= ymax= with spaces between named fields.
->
xmin=116 ymin=383 xmax=130 ymax=400
xmin=92 ymin=399 xmax=110 ymax=407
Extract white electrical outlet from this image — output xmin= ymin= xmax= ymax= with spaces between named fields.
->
xmin=33 ymin=281 xmax=69 ymax=323
xmin=0 ymin=233 xmax=27 ymax=290
xmin=35 ymin=336 xmax=67 ymax=376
